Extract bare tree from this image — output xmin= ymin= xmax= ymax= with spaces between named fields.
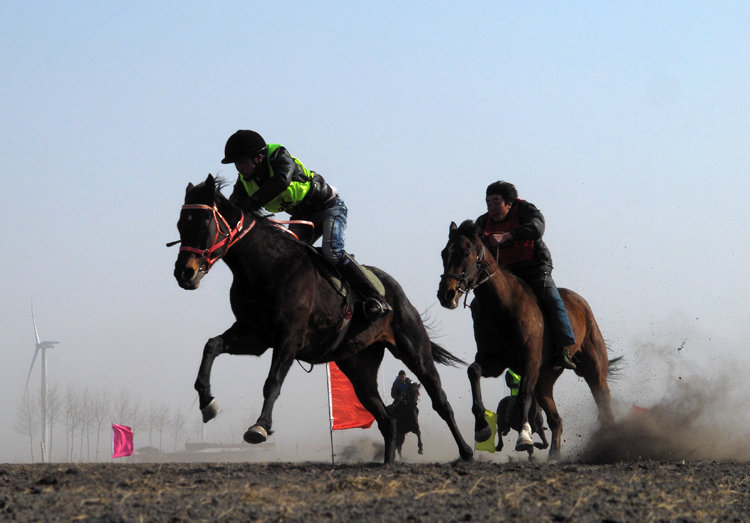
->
xmin=64 ymin=384 xmax=86 ymax=463
xmin=90 ymin=388 xmax=110 ymax=461
xmin=78 ymin=388 xmax=93 ymax=462
xmin=169 ymin=409 xmax=189 ymax=452
xmin=154 ymin=404 xmax=170 ymax=451
xmin=15 ymin=392 xmax=38 ymax=462
xmin=144 ymin=402 xmax=161 ymax=447
xmin=46 ymin=385 xmax=63 ymax=462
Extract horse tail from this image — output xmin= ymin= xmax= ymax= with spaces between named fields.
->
xmin=430 ymin=340 xmax=467 ymax=367
xmin=606 ymin=355 xmax=625 ymax=380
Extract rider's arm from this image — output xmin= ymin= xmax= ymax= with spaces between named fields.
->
xmin=228 ymin=179 xmax=258 ymax=211
xmin=249 ymin=147 xmax=295 ymax=207
xmin=511 ymin=201 xmax=546 ymax=241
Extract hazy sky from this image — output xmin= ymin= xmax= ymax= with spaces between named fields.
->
xmin=2 ymin=2 xmax=748 ymax=463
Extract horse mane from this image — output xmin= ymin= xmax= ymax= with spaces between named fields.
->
xmin=456 ymin=219 xmax=482 ymax=241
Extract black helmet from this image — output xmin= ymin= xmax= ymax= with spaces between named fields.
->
xmin=221 ymin=130 xmax=266 ymax=164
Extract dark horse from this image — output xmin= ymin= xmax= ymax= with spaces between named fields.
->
xmin=437 ymin=220 xmax=620 ymax=460
xmin=172 ymin=175 xmax=473 ymax=464
xmin=495 ymin=393 xmax=548 ymax=460
xmin=386 ymin=382 xmax=423 ymax=459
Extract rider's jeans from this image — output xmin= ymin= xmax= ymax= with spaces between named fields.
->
xmin=291 ymin=196 xmax=348 ymax=264
xmin=524 ymin=271 xmax=576 ymax=348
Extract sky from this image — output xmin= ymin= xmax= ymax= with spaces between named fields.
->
xmin=1 ymin=2 xmax=749 ymax=463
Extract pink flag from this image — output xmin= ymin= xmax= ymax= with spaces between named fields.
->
xmin=327 ymin=362 xmax=374 ymax=430
xmin=112 ymin=424 xmax=134 ymax=458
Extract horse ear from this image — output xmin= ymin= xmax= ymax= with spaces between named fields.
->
xmin=185 ymin=182 xmax=194 ymax=196
xmin=450 ymin=221 xmax=457 ymax=233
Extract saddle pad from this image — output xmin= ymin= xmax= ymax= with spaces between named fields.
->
xmin=302 ymin=244 xmax=386 ymax=298
xmin=325 ymin=266 xmax=386 ymax=298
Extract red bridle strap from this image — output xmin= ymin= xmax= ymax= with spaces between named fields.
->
xmin=178 ymin=203 xmax=255 ymax=272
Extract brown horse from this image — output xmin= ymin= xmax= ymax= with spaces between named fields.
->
xmin=437 ymin=220 xmax=620 ymax=460
xmin=172 ymin=175 xmax=473 ymax=464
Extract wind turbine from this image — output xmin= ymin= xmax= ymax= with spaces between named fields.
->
xmin=25 ymin=304 xmax=59 ymax=463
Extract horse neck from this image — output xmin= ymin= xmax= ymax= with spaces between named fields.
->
xmin=474 ymin=243 xmax=527 ymax=308
xmin=222 ymin=215 xmax=296 ymax=282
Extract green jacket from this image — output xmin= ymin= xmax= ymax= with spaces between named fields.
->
xmin=229 ymin=144 xmax=336 ymax=215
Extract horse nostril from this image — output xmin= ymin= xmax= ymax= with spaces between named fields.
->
xmin=175 ymin=265 xmax=194 ymax=283
xmin=446 ymin=289 xmax=456 ymax=302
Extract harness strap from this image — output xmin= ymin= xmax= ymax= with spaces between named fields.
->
xmin=178 ymin=203 xmax=255 ymax=271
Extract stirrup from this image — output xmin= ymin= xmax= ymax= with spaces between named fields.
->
xmin=363 ymin=297 xmax=392 ymax=320
xmin=557 ymin=348 xmax=576 ymax=370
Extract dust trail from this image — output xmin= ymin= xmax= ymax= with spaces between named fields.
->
xmin=578 ymin=334 xmax=750 ymax=463
xmin=337 ymin=438 xmax=383 ymax=463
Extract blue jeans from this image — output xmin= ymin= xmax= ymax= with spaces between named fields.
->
xmin=524 ymin=271 xmax=576 ymax=348
xmin=291 ymin=196 xmax=347 ymax=264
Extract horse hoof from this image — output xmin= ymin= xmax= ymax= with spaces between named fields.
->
xmin=201 ymin=399 xmax=219 ymax=423
xmin=474 ymin=426 xmax=492 ymax=442
xmin=515 ymin=441 xmax=533 ymax=452
xmin=243 ymin=425 xmax=268 ymax=444
xmin=418 ymin=448 xmax=424 ymax=455
xmin=515 ymin=424 xmax=533 ymax=451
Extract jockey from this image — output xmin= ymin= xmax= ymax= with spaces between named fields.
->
xmin=222 ymin=130 xmax=391 ymax=321
xmin=391 ymin=370 xmax=411 ymax=403
xmin=476 ymin=181 xmax=577 ymax=370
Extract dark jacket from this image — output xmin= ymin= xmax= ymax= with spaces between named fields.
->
xmin=229 ymin=145 xmax=336 ymax=217
xmin=391 ymin=377 xmax=411 ymax=402
xmin=476 ymin=199 xmax=553 ymax=277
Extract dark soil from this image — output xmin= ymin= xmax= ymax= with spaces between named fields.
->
xmin=1 ymin=460 xmax=748 ymax=521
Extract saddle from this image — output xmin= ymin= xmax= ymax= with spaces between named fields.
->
xmin=298 ymin=244 xmax=387 ymax=356
xmin=301 ymin=244 xmax=387 ymax=300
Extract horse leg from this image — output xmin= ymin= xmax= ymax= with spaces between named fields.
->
xmin=582 ymin=362 xmax=615 ymax=429
xmin=244 ymin=346 xmax=296 ymax=444
xmin=194 ymin=336 xmax=223 ymax=422
xmin=532 ymin=403 xmax=549 ymax=450
xmin=391 ymin=312 xmax=473 ymax=461
xmin=467 ymin=361 xmax=493 ymax=444
xmin=194 ymin=322 xmax=266 ymax=423
xmin=335 ymin=346 xmax=399 ymax=464
xmin=535 ymin=368 xmax=564 ymax=461
xmin=495 ymin=420 xmax=506 ymax=452
xmin=396 ymin=431 xmax=405 ymax=459
xmin=515 ymin=354 xmax=541 ymax=452
xmin=415 ymin=428 xmax=424 ymax=455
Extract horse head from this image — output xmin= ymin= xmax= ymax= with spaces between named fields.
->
xmin=437 ymin=220 xmax=489 ymax=309
xmin=408 ymin=382 xmax=421 ymax=404
xmin=173 ymin=174 xmax=249 ymax=290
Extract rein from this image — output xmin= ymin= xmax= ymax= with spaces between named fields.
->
xmin=440 ymin=243 xmax=495 ymax=307
xmin=268 ymin=218 xmax=314 ymax=241
xmin=177 ymin=203 xmax=255 ymax=273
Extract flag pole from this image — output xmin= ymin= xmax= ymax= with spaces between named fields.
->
xmin=325 ymin=363 xmax=335 ymax=466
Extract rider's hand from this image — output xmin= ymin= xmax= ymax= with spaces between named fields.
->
xmin=487 ymin=232 xmax=513 ymax=247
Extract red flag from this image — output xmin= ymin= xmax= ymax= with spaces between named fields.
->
xmin=112 ymin=424 xmax=134 ymax=458
xmin=327 ymin=362 xmax=374 ymax=430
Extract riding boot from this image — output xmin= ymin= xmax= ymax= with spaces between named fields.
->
xmin=338 ymin=253 xmax=392 ymax=321
xmin=555 ymin=346 xmax=577 ymax=370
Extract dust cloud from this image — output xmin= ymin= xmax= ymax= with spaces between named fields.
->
xmin=578 ymin=333 xmax=750 ymax=463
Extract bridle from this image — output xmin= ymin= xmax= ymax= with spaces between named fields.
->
xmin=177 ymin=203 xmax=255 ymax=273
xmin=440 ymin=242 xmax=494 ymax=307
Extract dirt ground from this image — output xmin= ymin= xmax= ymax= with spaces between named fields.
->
xmin=1 ymin=458 xmax=748 ymax=522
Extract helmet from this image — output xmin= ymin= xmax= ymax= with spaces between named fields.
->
xmin=221 ymin=130 xmax=266 ymax=164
